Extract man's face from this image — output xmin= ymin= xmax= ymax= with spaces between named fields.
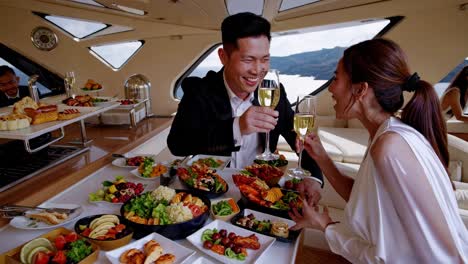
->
xmin=219 ymin=35 xmax=270 ymax=100
xmin=0 ymin=72 xmax=20 ymax=97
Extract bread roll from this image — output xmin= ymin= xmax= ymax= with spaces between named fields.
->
xmin=143 ymin=240 xmax=163 ymax=264
xmin=13 ymin=96 xmax=38 ymax=115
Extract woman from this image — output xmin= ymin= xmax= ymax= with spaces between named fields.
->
xmin=290 ymin=39 xmax=468 ymax=263
xmin=440 ymin=65 xmax=468 ymax=121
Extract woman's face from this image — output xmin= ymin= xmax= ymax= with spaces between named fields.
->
xmin=328 ymin=59 xmax=355 ymax=119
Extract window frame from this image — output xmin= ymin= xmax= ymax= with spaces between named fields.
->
xmin=33 ymin=11 xmax=111 ymax=40
xmin=172 ymin=16 xmax=404 ymax=101
xmin=88 ymin=40 xmax=145 ymax=71
xmin=0 ymin=43 xmax=65 ymax=97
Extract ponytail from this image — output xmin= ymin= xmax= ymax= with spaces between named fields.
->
xmin=401 ymin=80 xmax=449 ymax=169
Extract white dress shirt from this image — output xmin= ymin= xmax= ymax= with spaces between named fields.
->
xmin=224 ymin=74 xmax=261 ymax=169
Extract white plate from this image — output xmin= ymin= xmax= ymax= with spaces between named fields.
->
xmin=112 ymin=154 xmax=157 ymax=168
xmin=130 ymin=162 xmax=168 ymax=180
xmin=186 ymin=219 xmax=276 ymax=264
xmin=9 ymin=203 xmax=83 ymax=230
xmin=186 ymin=155 xmax=231 ymax=170
xmin=191 ymin=256 xmax=216 ymax=264
xmin=105 ymin=232 xmax=195 ymax=264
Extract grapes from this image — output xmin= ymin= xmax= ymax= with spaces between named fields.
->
xmin=221 ymin=237 xmax=230 ymax=246
xmin=203 ymin=240 xmax=213 ymax=249
xmin=219 ymin=229 xmax=227 ymax=237
xmin=228 ymin=232 xmax=237 ymax=240
xmin=212 ymin=233 xmax=221 ymax=240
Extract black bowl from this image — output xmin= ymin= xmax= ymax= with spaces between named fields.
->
xmin=120 ymin=189 xmax=211 ymax=240
xmin=74 ymin=214 xmax=133 ymax=250
xmin=178 ymin=178 xmax=229 ymax=199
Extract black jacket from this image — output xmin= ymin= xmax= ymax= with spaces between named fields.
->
xmin=0 ymin=85 xmax=30 ymax=107
xmin=167 ymin=69 xmax=322 ymax=181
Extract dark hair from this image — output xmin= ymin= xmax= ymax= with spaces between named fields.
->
xmin=0 ymin=65 xmax=16 ymax=77
xmin=342 ymin=38 xmax=449 ymax=170
xmin=221 ymin=12 xmax=271 ymax=54
xmin=446 ymin=65 xmax=468 ymax=109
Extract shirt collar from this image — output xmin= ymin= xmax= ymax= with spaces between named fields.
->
xmin=223 ymin=72 xmax=254 ymax=103
xmin=5 ymin=89 xmax=19 ymax=99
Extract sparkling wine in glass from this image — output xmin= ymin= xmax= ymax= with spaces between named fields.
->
xmin=256 ymin=69 xmax=281 ymax=161
xmin=64 ymin=71 xmax=75 ymax=98
xmin=288 ymin=95 xmax=317 ymax=178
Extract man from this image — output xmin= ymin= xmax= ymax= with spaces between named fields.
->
xmin=0 ymin=65 xmax=29 ymax=107
xmin=167 ymin=12 xmax=323 ymax=198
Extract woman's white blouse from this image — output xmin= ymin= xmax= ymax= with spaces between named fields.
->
xmin=325 ymin=117 xmax=468 ymax=263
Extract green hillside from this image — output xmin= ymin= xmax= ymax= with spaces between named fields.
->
xmin=270 ymin=47 xmax=346 ymax=80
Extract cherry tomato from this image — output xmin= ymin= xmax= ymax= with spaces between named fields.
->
xmin=52 ymin=250 xmax=67 ymax=264
xmin=228 ymin=232 xmax=237 ymax=240
xmin=65 ymin=232 xmax=78 ymax=243
xmin=54 ymin=235 xmax=66 ymax=250
xmin=219 ymin=229 xmax=227 ymax=237
xmin=212 ymin=233 xmax=221 ymax=240
xmin=112 ymin=197 xmax=119 ymax=203
xmin=188 ymin=204 xmax=202 ymax=217
xmin=203 ymin=240 xmax=213 ymax=249
xmin=81 ymin=228 xmax=92 ymax=237
xmin=33 ymin=252 xmax=50 ymax=264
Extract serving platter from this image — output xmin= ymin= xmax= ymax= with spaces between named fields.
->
xmin=186 ymin=219 xmax=275 ymax=264
xmin=9 ymin=203 xmax=82 ymax=230
xmin=106 ymin=232 xmax=195 ymax=264
xmin=185 ymin=155 xmax=231 ymax=170
xmin=231 ymin=209 xmax=300 ymax=243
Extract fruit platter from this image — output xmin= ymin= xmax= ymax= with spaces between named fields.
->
xmin=232 ymin=173 xmax=302 ymax=219
xmin=177 ymin=163 xmax=228 ymax=198
xmin=88 ymin=176 xmax=145 ymax=204
xmin=3 ymin=227 xmax=98 ymax=264
xmin=120 ymin=186 xmax=211 ymax=239
xmin=231 ymin=209 xmax=300 ymax=243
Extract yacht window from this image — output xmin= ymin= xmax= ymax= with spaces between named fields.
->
xmin=226 ymin=0 xmax=264 ymax=15
xmin=434 ymin=58 xmax=468 ymax=98
xmin=68 ymin=0 xmax=104 ymax=7
xmin=174 ymin=18 xmax=394 ymax=100
xmin=0 ymin=43 xmax=63 ymax=98
xmin=43 ymin=14 xmax=108 ymax=39
xmin=279 ymin=0 xmax=321 ymax=12
xmin=89 ymin=41 xmax=144 ymax=70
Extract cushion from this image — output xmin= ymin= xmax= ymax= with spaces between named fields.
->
xmin=449 ymin=160 xmax=462 ymax=182
xmin=318 ymin=127 xmax=369 ymax=164
xmin=447 ymin=118 xmax=468 ymax=133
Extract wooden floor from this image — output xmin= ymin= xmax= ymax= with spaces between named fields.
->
xmin=296 ymin=246 xmax=350 ymax=264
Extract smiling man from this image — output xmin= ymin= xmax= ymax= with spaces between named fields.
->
xmin=0 ymin=65 xmax=30 ymax=107
xmin=167 ymin=12 xmax=323 ymax=190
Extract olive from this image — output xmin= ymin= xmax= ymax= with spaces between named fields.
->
xmin=219 ymin=229 xmax=227 ymax=237
xmin=227 ymin=242 xmax=235 ymax=249
xmin=233 ymin=246 xmax=242 ymax=254
xmin=228 ymin=232 xmax=237 ymax=240
xmin=203 ymin=240 xmax=213 ymax=249
xmin=212 ymin=233 xmax=221 ymax=240
xmin=221 ymin=237 xmax=230 ymax=246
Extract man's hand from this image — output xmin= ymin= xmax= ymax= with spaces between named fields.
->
xmin=297 ymin=177 xmax=321 ymax=206
xmin=239 ymin=106 xmax=278 ymax=135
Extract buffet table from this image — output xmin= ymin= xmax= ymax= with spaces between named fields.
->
xmin=0 ymin=162 xmax=301 ymax=264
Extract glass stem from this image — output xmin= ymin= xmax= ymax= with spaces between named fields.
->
xmin=264 ymin=132 xmax=271 ymax=154
xmin=298 ymin=138 xmax=304 ymax=170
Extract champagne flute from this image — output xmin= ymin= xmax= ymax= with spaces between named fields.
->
xmin=287 ymin=95 xmax=316 ymax=178
xmin=256 ymin=69 xmax=281 ymax=161
xmin=64 ymin=71 xmax=75 ymax=98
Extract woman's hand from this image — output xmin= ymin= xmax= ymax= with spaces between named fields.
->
xmin=289 ymin=201 xmax=334 ymax=232
xmin=296 ymin=178 xmax=321 ymax=206
xmin=303 ymin=132 xmax=328 ymax=162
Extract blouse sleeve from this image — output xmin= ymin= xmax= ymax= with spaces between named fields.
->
xmin=370 ymin=132 xmax=461 ymax=261
xmin=325 ymin=223 xmax=384 ymax=263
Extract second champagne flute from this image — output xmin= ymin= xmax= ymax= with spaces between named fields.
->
xmin=64 ymin=71 xmax=75 ymax=98
xmin=287 ymin=95 xmax=317 ymax=178
xmin=256 ymin=69 xmax=281 ymax=161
